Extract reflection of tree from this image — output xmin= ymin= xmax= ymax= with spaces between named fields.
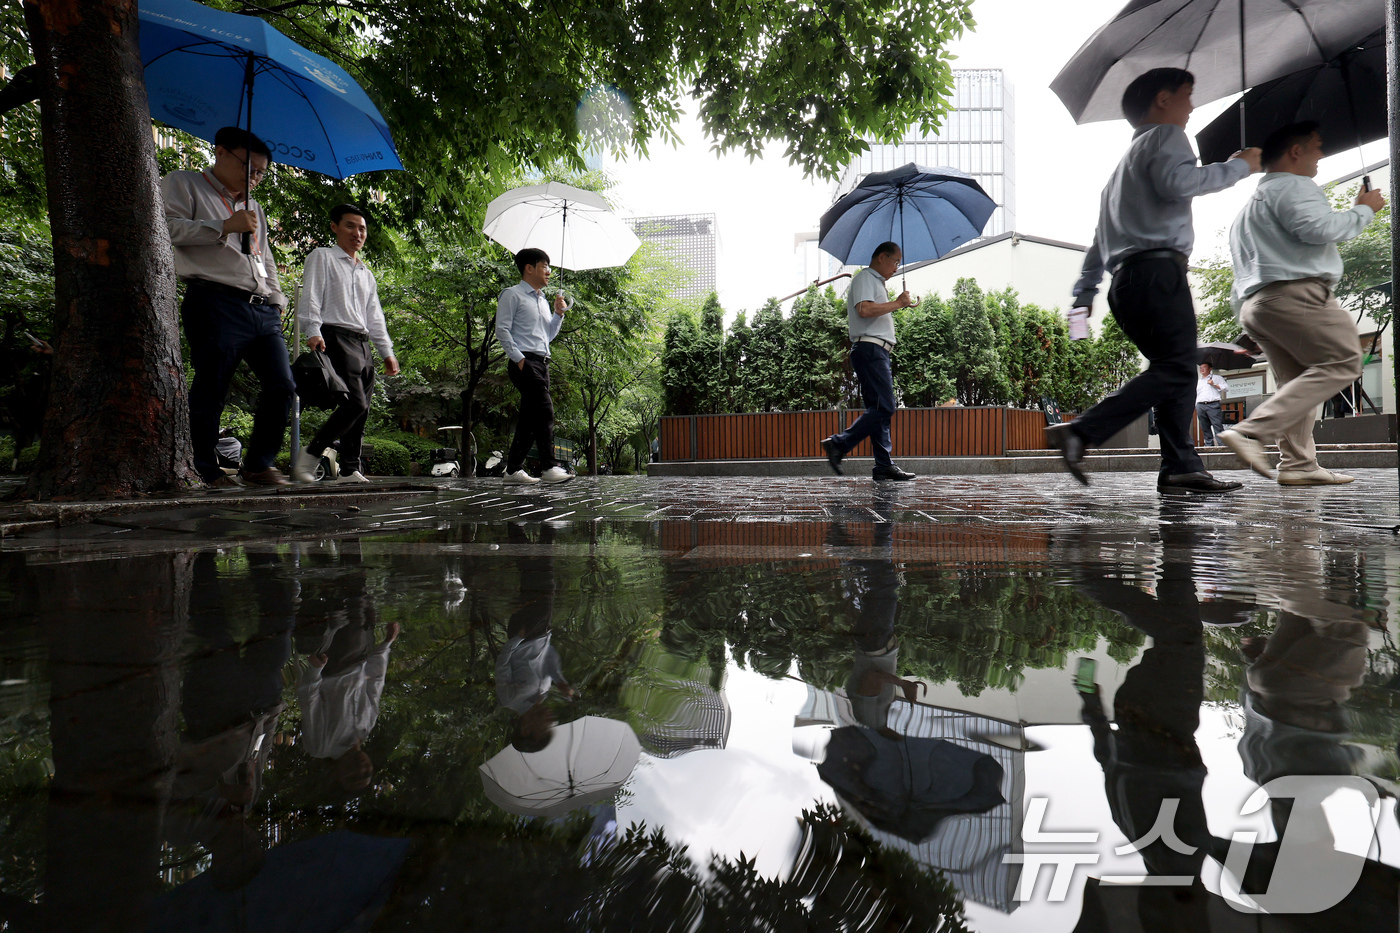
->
xmin=661 ymin=560 xmax=1142 ymax=697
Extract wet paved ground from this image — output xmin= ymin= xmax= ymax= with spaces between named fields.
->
xmin=3 ymin=471 xmax=1400 ymax=931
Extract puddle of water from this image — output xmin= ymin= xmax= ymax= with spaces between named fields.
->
xmin=1 ymin=504 xmax=1399 ymax=931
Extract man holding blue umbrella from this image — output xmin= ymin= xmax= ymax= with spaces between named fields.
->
xmin=821 ymin=241 xmax=917 ymax=482
xmin=162 ymin=127 xmax=294 ymax=486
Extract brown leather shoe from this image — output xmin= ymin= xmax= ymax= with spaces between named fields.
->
xmin=239 ymin=466 xmax=291 ymax=486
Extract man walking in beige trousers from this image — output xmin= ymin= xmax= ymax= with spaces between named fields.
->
xmin=1219 ymin=121 xmax=1385 ymax=486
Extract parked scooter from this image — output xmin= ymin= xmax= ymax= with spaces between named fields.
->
xmin=430 ymin=426 xmax=475 ymax=478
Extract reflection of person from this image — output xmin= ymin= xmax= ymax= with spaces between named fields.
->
xmin=296 ymin=557 xmax=398 ymax=793
xmin=1219 ymin=121 xmax=1386 ymax=487
xmin=495 ymin=524 xmax=574 ymax=750
xmin=293 ymin=204 xmax=400 ymax=485
xmin=821 ymin=241 xmax=917 ymax=482
xmin=168 ymin=551 xmax=296 ymax=891
xmin=161 ymin=126 xmax=293 ymax=487
xmin=495 ymin=248 xmax=572 ymax=486
xmin=1049 ymin=68 xmax=1259 ymax=493
xmin=1194 ymin=362 xmax=1227 ymax=446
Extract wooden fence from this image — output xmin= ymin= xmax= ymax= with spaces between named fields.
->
xmin=658 ymin=407 xmax=1050 ymax=461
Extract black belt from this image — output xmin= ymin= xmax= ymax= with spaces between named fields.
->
xmin=1110 ymin=248 xmax=1187 ymax=276
xmin=187 ymin=278 xmax=277 ymax=306
xmin=522 ymin=351 xmax=549 ymax=362
xmin=323 ymin=323 xmax=369 ymax=342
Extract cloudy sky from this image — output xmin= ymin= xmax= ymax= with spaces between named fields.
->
xmin=601 ymin=0 xmax=1388 ymax=317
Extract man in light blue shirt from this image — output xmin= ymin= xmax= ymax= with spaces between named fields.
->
xmin=820 ymin=241 xmax=917 ymax=481
xmin=1049 ymin=68 xmax=1260 ymax=494
xmin=1218 ymin=121 xmax=1386 ymax=486
xmin=495 ymin=248 xmax=572 ymax=485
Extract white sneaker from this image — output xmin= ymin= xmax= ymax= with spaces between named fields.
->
xmin=292 ymin=449 xmax=321 ymax=483
xmin=504 ymin=469 xmax=540 ymax=485
xmin=1218 ymin=429 xmax=1274 ymax=479
xmin=1278 ymin=468 xmax=1355 ymax=486
xmin=335 ymin=470 xmax=371 ymax=484
xmin=540 ymin=466 xmax=573 ymax=484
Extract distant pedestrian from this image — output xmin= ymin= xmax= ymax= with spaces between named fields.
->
xmin=819 ymin=241 xmax=917 ymax=481
xmin=495 ymin=248 xmax=573 ymax=485
xmin=1218 ymin=121 xmax=1385 ymax=486
xmin=1195 ymin=363 xmax=1227 ymax=445
xmin=162 ymin=126 xmax=294 ymax=486
xmin=293 ymin=204 xmax=399 ymax=485
xmin=1046 ymin=68 xmax=1260 ymax=493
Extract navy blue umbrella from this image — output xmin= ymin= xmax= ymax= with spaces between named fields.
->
xmin=139 ymin=0 xmax=403 ymax=181
xmin=818 ymin=164 xmax=996 ymax=282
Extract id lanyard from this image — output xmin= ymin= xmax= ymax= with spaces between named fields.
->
xmin=202 ymin=173 xmax=267 ymax=287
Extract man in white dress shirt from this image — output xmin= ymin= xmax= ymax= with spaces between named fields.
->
xmin=161 ymin=126 xmax=293 ymax=486
xmin=495 ymin=247 xmax=572 ymax=485
xmin=293 ymin=204 xmax=399 ymax=484
xmin=1218 ymin=121 xmax=1386 ymax=486
xmin=1195 ymin=363 xmax=1228 ymax=446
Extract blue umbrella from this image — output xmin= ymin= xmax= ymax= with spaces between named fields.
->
xmin=139 ymin=0 xmax=403 ymax=181
xmin=818 ymin=164 xmax=995 ymax=285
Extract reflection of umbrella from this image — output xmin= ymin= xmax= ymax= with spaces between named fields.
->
xmin=483 ymin=182 xmax=641 ymax=272
xmin=139 ymin=0 xmax=403 ymax=180
xmin=1197 ymin=341 xmax=1261 ymax=370
xmin=816 ymin=726 xmax=1004 ymax=844
xmin=818 ymin=164 xmax=995 ymax=285
xmin=150 ymin=831 xmax=411 ymax=933
xmin=480 ymin=716 xmax=641 ymax=819
xmin=1196 ymin=30 xmax=1385 ymax=165
xmin=1051 ymin=0 xmax=1381 ymax=138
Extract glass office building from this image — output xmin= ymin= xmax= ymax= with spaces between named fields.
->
xmin=628 ymin=213 xmax=718 ymax=300
xmin=834 ymin=69 xmax=1017 ymax=238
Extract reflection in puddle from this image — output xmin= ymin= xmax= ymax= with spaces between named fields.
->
xmin=1 ymin=494 xmax=1400 ymax=930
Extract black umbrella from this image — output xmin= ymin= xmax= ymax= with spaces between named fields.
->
xmin=1051 ymin=0 xmax=1382 ymax=143
xmin=1196 ymin=30 xmax=1385 ymax=165
xmin=1197 ymin=341 xmax=1262 ymax=370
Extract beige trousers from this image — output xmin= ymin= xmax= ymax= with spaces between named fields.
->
xmin=1238 ymin=278 xmax=1362 ymax=473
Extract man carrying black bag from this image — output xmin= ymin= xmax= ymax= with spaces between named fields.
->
xmin=293 ymin=204 xmax=399 ymax=484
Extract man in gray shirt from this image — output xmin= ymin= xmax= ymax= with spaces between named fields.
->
xmin=495 ymin=247 xmax=572 ymax=485
xmin=1218 ymin=121 xmax=1385 ymax=486
xmin=1048 ymin=68 xmax=1260 ymax=493
xmin=820 ymin=241 xmax=917 ymax=481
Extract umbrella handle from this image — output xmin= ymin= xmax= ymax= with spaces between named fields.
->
xmin=242 ymin=53 xmax=254 ymax=256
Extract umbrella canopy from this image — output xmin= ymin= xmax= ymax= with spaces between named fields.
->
xmin=1198 ymin=341 xmax=1262 ymax=370
xmin=483 ymin=182 xmax=641 ymax=271
xmin=818 ymin=164 xmax=995 ymax=267
xmin=139 ymin=0 xmax=402 ymax=179
xmin=1051 ymin=0 xmax=1382 ymax=126
xmin=816 ymin=725 xmax=1005 ymax=844
xmin=480 ymin=715 xmax=642 ymax=819
xmin=151 ymin=831 xmax=411 ymax=933
xmin=1195 ymin=30 xmax=1385 ymax=165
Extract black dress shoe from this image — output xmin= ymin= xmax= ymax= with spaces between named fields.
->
xmin=1157 ymin=471 xmax=1243 ymax=493
xmin=872 ymin=464 xmax=915 ymax=481
xmin=1044 ymin=423 xmax=1088 ymax=486
xmin=820 ymin=437 xmax=845 ymax=475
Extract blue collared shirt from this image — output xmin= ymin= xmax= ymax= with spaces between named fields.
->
xmin=1072 ymin=124 xmax=1251 ymax=304
xmin=495 ymin=280 xmax=563 ymax=363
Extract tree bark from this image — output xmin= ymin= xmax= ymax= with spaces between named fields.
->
xmin=21 ymin=0 xmax=199 ymax=500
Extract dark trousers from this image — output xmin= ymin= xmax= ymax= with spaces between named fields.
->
xmin=832 ymin=342 xmax=895 ymax=468
xmin=1195 ymin=400 xmax=1223 ymax=446
xmin=182 ymin=285 xmax=294 ymax=481
xmin=307 ymin=325 xmax=375 ymax=473
xmin=506 ymin=355 xmax=556 ymax=472
xmin=1070 ymin=258 xmax=1204 ymax=479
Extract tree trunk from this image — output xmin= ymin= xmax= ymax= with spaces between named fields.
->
xmin=22 ymin=0 xmax=198 ymax=500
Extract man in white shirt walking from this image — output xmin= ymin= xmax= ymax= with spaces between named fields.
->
xmin=1218 ymin=122 xmax=1385 ymax=486
xmin=1195 ymin=363 xmax=1228 ymax=446
xmin=495 ymin=248 xmax=572 ymax=485
xmin=818 ymin=241 xmax=917 ymax=481
xmin=293 ymin=204 xmax=399 ymax=484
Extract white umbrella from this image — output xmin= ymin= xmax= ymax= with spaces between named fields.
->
xmin=483 ymin=182 xmax=641 ymax=271
xmin=479 ymin=715 xmax=642 ymax=819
